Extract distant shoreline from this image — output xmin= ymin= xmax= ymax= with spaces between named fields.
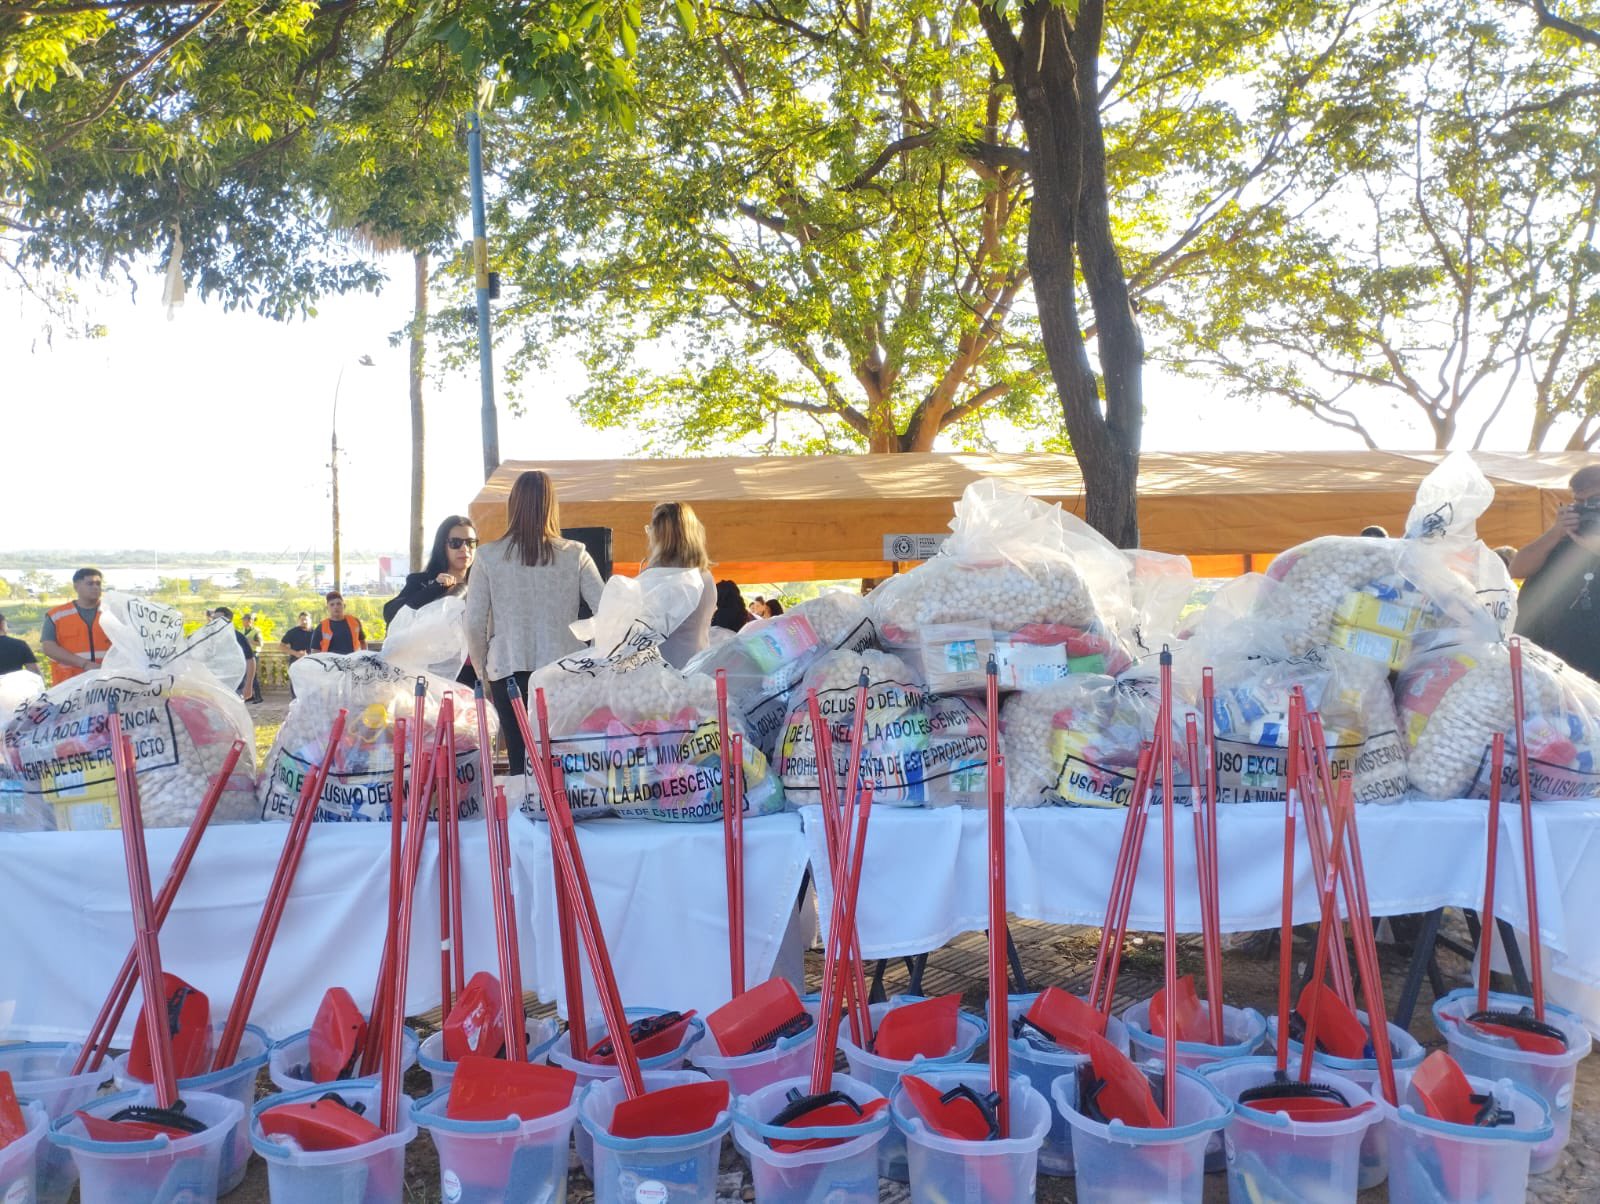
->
xmin=0 ymin=551 xmax=393 ymax=568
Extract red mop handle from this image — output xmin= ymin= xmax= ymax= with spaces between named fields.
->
xmin=382 ymin=746 xmax=434 ymax=1132
xmin=437 ymin=697 xmax=457 ymax=1016
xmin=444 ymin=711 xmax=466 ymax=1002
xmin=716 ymin=672 xmax=743 ymax=997
xmin=76 ymin=739 xmax=243 ymax=1074
xmin=109 ymin=717 xmax=179 ymax=1108
xmin=728 ymin=731 xmax=747 ymax=999
xmin=489 ymin=787 xmax=528 ymax=1062
xmin=1159 ymin=650 xmax=1177 ymax=1128
xmin=812 ymin=784 xmax=875 ymax=1094
xmin=542 ymin=768 xmax=646 ymax=1098
xmin=1300 ymin=710 xmax=1356 ymax=1008
xmin=1340 ymin=786 xmax=1397 ymax=1106
xmin=1479 ymin=735 xmax=1506 ymax=1014
xmin=1098 ymin=742 xmax=1158 ymax=1018
xmin=1509 ymin=639 xmax=1545 ymax=1019
xmin=807 ymin=689 xmax=870 ymax=1047
xmin=214 ymin=709 xmax=348 ymax=1069
xmin=362 ymin=716 xmax=409 ymax=1077
xmin=1090 ymin=743 xmax=1154 ymax=1013
xmin=1200 ymin=674 xmax=1225 ymax=1046
xmin=839 ymin=670 xmax=871 ymax=852
xmin=507 ymin=685 xmax=590 ymax=1062
xmin=1275 ymin=702 xmax=1299 ymax=1075
xmin=1298 ymin=790 xmax=1352 ymax=1083
xmin=1184 ymin=714 xmax=1220 ymax=1047
xmin=985 ymin=659 xmax=1009 ymax=1136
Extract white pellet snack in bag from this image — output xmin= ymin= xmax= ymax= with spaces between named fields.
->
xmin=1396 ymin=641 xmax=1600 ymax=801
xmin=2 ymin=595 xmax=258 ymax=829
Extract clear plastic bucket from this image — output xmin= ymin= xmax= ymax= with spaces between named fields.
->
xmin=1432 ymin=987 xmax=1591 ymax=1175
xmin=412 ymin=1080 xmax=580 ymax=1204
xmin=732 ymin=1071 xmax=888 ymax=1203
xmin=1387 ymin=1065 xmax=1552 ymax=1204
xmin=888 ymin=1064 xmax=1050 ymax=1203
xmin=0 ymin=1099 xmax=49 ymax=1204
xmin=547 ymin=1005 xmax=705 ymax=1181
xmin=414 ymin=1016 xmax=560 ymax=1096
xmin=1006 ymin=992 xmax=1130 ymax=1177
xmin=1266 ymin=1008 xmax=1426 ymax=1189
xmin=1202 ymin=1056 xmax=1381 ymax=1203
xmin=691 ymin=1021 xmax=818 ymax=1098
xmin=269 ymin=1024 xmax=422 ymax=1095
xmin=578 ymin=1068 xmax=732 ymax=1204
xmin=49 ymin=1087 xmax=243 ymax=1204
xmin=835 ymin=996 xmax=988 ymax=1182
xmin=0 ymin=1043 xmax=112 ymax=1204
xmin=1055 ymin=1062 xmax=1232 ymax=1204
xmin=112 ymin=1023 xmax=269 ymax=1195
xmin=249 ymin=1082 xmax=415 ymax=1203
xmin=1121 ymin=999 xmax=1268 ymax=1070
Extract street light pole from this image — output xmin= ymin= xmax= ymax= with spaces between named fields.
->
xmin=330 ymin=355 xmax=375 ymax=594
xmin=467 ymin=110 xmax=499 ymax=480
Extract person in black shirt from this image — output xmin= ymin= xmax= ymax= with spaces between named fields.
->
xmin=1512 ymin=464 xmax=1600 ymax=681
xmin=281 ymin=611 xmax=316 ymax=660
xmin=384 ymin=515 xmax=478 ymax=685
xmin=210 ymin=606 xmax=257 ymax=699
xmin=0 ymin=613 xmax=39 ymax=676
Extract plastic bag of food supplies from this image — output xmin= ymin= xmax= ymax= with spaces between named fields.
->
xmin=1176 ymin=592 xmax=1409 ymax=804
xmin=775 ymin=648 xmax=992 ymax=807
xmin=2 ymin=594 xmax=258 ymax=830
xmin=518 ymin=570 xmax=784 ymax=822
xmin=1397 ymin=641 xmax=1600 ymax=801
xmin=257 ymin=613 xmax=493 ymax=822
xmin=382 ymin=594 xmax=468 ymax=681
xmin=1122 ymin=550 xmax=1197 ymax=660
xmin=1257 ymin=454 xmax=1515 ymax=669
xmin=0 ymin=669 xmax=52 ymax=830
xmin=868 ymin=479 xmax=1134 ymax=693
xmin=683 ymin=591 xmax=879 ymax=759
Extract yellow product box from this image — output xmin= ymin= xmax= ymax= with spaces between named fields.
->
xmin=1334 ymin=593 xmax=1427 ymax=639
xmin=1331 ymin=622 xmax=1410 ymax=672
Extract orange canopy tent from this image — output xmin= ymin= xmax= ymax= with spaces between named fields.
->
xmin=468 ymin=450 xmax=1591 ymax=583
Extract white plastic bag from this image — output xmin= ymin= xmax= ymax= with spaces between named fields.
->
xmin=774 ymin=649 xmax=993 ymax=807
xmin=868 ymin=480 xmax=1133 ymax=692
xmin=382 ymin=595 xmax=468 ymax=681
xmin=1003 ymin=675 xmax=1155 ymax=808
xmin=682 ymin=590 xmax=879 ymax=759
xmin=258 ymin=654 xmax=491 ymax=822
xmin=1396 ymin=641 xmax=1600 ymax=801
xmin=2 ymin=595 xmax=258 ymax=829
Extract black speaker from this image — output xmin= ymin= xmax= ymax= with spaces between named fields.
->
xmin=563 ymin=526 xmax=613 ymax=620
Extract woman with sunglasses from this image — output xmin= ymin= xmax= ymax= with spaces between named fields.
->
xmin=384 ymin=514 xmax=480 ymax=683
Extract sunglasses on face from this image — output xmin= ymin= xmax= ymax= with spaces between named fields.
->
xmin=447 ymin=538 xmax=478 ymax=550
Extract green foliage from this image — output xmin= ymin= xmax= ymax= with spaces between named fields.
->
xmin=1154 ymin=0 xmax=1600 ymax=449
xmin=459 ymin=0 xmax=1049 ymax=454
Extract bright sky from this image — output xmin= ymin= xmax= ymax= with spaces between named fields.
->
xmin=0 ymin=249 xmax=1540 ymax=556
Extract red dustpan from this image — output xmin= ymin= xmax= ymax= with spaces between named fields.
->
xmin=707 ymin=978 xmax=813 ymax=1057
xmin=899 ymin=1074 xmax=1000 ymax=1141
xmin=0 ymin=1072 xmax=27 ymax=1150
xmin=1020 ymin=986 xmax=1106 ymax=1052
xmin=126 ymin=973 xmax=211 ymax=1083
xmin=309 ymin=987 xmax=367 ymax=1082
xmin=872 ymin=992 xmax=961 ymax=1061
xmin=591 ymin=1011 xmax=698 ymax=1064
xmin=1292 ymin=979 xmax=1370 ymax=1060
xmin=258 ymin=1092 xmax=383 ymax=1150
xmin=1411 ymin=1050 xmax=1512 ymax=1127
xmin=443 ymin=970 xmax=507 ymax=1062
xmin=1148 ymin=976 xmax=1209 ymax=1044
xmin=767 ymin=1090 xmax=888 ymax=1153
xmin=447 ymin=1055 xmax=578 ymax=1122
xmin=1080 ymin=1033 xmax=1165 ymax=1128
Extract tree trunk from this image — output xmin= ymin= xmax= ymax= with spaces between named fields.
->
xmin=980 ymin=0 xmax=1144 ymax=547
xmin=409 ymin=249 xmax=428 ymax=573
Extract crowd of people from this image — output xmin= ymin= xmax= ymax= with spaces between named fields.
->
xmin=3 ymin=465 xmax=1596 ymax=697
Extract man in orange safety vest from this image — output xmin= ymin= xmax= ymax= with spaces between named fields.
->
xmin=39 ymin=567 xmax=111 ymax=684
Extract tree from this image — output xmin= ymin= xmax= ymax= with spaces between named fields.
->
xmin=1163 ymin=0 xmax=1600 ymax=450
xmin=467 ymin=0 xmax=1049 ymax=456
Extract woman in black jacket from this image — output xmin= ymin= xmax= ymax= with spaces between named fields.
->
xmin=384 ymin=514 xmax=478 ymax=683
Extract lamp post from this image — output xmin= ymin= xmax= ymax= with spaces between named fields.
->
xmin=331 ymin=354 xmax=376 ymax=592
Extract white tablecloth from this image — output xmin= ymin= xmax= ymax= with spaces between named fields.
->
xmin=800 ymin=799 xmax=1600 ymax=1032
xmin=0 ymin=813 xmax=808 ymax=1043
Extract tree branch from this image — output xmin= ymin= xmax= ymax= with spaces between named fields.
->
xmin=1528 ymin=0 xmax=1600 ymax=48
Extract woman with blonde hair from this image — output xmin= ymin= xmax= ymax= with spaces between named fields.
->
xmin=467 ymin=470 xmax=605 ymax=770
xmin=640 ymin=501 xmax=716 ymax=668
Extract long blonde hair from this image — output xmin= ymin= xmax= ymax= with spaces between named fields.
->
xmin=645 ymin=501 xmax=710 ymax=570
xmin=506 ymin=470 xmax=561 ymax=566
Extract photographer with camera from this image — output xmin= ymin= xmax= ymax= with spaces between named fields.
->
xmin=1512 ymin=464 xmax=1600 ymax=680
